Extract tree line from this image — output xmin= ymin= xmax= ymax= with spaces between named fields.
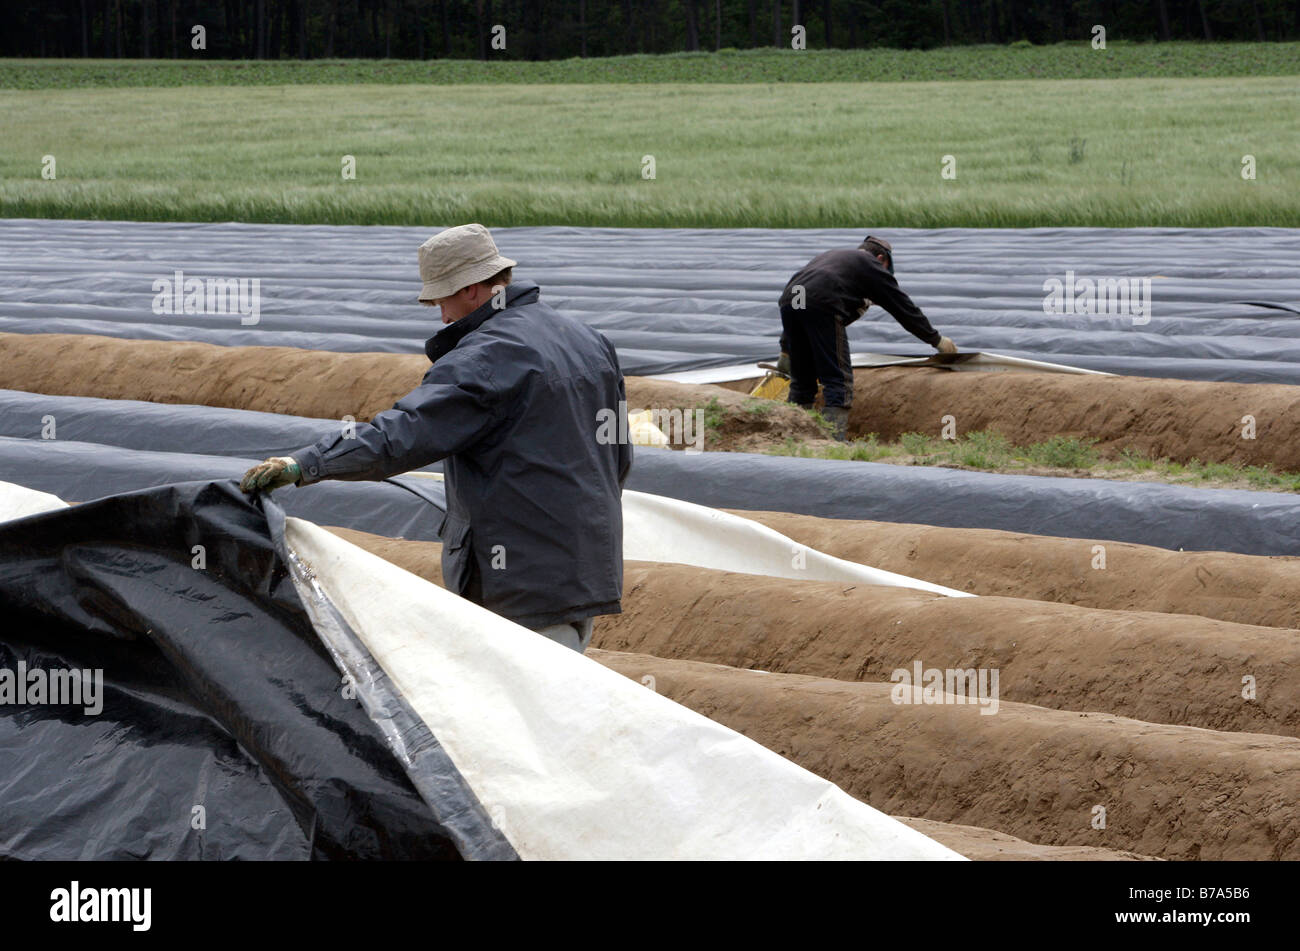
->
xmin=9 ymin=0 xmax=1299 ymax=59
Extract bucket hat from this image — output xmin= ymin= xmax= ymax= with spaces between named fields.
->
xmin=418 ymin=224 xmax=517 ymax=301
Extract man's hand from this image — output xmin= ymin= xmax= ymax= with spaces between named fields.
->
xmin=856 ymin=298 xmax=872 ymax=317
xmin=240 ymin=457 xmax=302 ymax=493
xmin=936 ymin=336 xmax=958 ymax=354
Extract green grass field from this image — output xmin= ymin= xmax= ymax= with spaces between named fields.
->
xmin=2 ymin=47 xmax=1296 ymax=228
xmin=4 ymin=42 xmax=1300 ymax=88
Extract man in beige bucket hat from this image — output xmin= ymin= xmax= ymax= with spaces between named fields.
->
xmin=417 ymin=223 xmax=517 ymax=320
xmin=241 ymin=224 xmax=632 ymax=653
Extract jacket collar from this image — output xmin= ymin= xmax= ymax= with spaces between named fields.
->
xmin=424 ymin=280 xmax=540 ymax=364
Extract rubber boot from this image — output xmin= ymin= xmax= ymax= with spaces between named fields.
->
xmin=823 ymin=406 xmax=850 ymax=443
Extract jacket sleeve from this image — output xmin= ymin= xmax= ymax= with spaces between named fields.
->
xmin=616 ymin=373 xmax=633 ymax=489
xmin=290 ymin=353 xmax=504 ymax=485
xmin=861 ymin=264 xmax=943 ymax=346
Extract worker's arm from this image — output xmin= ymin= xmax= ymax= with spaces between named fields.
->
xmin=290 ymin=353 xmax=504 ymax=487
xmin=859 ymin=264 xmax=944 ymax=347
xmin=615 ymin=373 xmax=633 ymax=489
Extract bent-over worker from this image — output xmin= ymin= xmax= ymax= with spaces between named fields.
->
xmin=778 ymin=235 xmax=957 ymax=441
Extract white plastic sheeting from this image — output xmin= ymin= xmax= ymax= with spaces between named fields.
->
xmin=283 ymin=514 xmax=964 ymax=860
xmin=403 ymin=472 xmax=971 ymax=596
xmin=0 ymin=480 xmax=68 ymax=520
xmin=650 ymin=350 xmax=1112 ymax=384
xmin=622 ymin=489 xmax=971 ymax=597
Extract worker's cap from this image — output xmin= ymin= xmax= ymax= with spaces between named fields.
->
xmin=860 ymin=235 xmax=894 ymax=273
xmin=418 ymin=224 xmax=517 ymax=302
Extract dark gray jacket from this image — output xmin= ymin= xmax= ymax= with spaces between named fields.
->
xmin=291 ymin=280 xmax=632 ymax=629
xmin=778 ymin=248 xmax=942 ymax=346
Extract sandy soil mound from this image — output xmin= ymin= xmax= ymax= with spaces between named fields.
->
xmin=0 ymin=333 xmax=826 ymax=451
xmin=325 ymin=526 xmax=1298 ymax=859
xmin=725 ymin=365 xmax=1300 ymax=468
xmin=849 ymin=367 xmax=1300 ymax=470
xmin=896 ymin=818 xmax=1158 ymax=861
xmin=622 ymin=376 xmax=827 ymax=450
xmin=334 ymin=514 xmax=1300 ymax=632
xmin=323 ymin=527 xmax=1300 ymax=738
xmin=591 ymin=650 xmax=1300 ymax=861
xmin=606 ymin=564 xmax=1300 ymax=738
xmin=735 ymin=510 xmax=1300 ymax=630
xmin=8 ymin=332 xmax=1300 ymax=467
xmin=0 ymin=332 xmax=428 ymax=420
xmin=325 ymin=526 xmax=448 ymax=581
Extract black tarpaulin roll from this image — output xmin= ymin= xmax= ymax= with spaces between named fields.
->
xmin=0 ymin=479 xmax=507 ymax=860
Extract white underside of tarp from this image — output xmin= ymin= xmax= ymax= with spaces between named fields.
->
xmin=648 ymin=350 xmax=1111 ymax=384
xmin=0 ymin=480 xmax=70 ymax=520
xmin=283 ymin=516 xmax=964 ymax=861
xmin=622 ymin=488 xmax=970 ymax=597
xmin=402 ymin=472 xmax=968 ymax=597
xmin=880 ymin=351 xmax=1112 ymax=375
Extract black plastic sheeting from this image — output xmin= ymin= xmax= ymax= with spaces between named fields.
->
xmin=0 ymin=480 xmax=511 ymax=860
xmin=0 ymin=388 xmax=408 ymax=464
xmin=3 ymin=413 xmax=1299 ymax=557
xmin=628 ymin=448 xmax=1300 ymax=558
xmin=2 ymin=219 xmax=1298 ymax=382
xmin=0 ymin=436 xmax=447 ymax=541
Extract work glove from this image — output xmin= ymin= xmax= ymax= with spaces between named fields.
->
xmin=856 ymin=298 xmax=872 ymax=317
xmin=936 ymin=336 xmax=958 ymax=354
xmin=240 ymin=456 xmax=302 ymax=493
xmin=775 ymin=351 xmax=791 ymax=377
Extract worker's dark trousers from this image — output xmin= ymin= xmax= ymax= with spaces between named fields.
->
xmin=779 ymin=304 xmax=854 ymax=408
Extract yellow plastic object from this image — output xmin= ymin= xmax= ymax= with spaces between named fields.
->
xmin=749 ymin=371 xmax=790 ymax=402
xmin=627 ymin=409 xmax=671 ymax=448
